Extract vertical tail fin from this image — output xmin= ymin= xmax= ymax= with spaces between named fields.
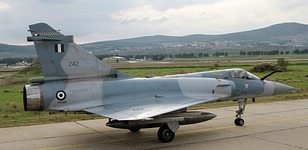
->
xmin=27 ymin=23 xmax=128 ymax=79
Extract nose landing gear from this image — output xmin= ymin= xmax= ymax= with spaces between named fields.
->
xmin=234 ymin=99 xmax=247 ymax=126
xmin=234 ymin=118 xmax=244 ymax=126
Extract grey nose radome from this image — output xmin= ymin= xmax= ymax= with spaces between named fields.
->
xmin=272 ymin=82 xmax=295 ymax=95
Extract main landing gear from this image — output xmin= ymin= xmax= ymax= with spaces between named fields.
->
xmin=157 ymin=121 xmax=179 ymax=143
xmin=157 ymin=125 xmax=175 ymax=143
xmin=127 ymin=121 xmax=179 ymax=143
xmin=234 ymin=99 xmax=247 ymax=126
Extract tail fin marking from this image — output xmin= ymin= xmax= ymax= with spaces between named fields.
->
xmin=28 ymin=23 xmax=128 ymax=79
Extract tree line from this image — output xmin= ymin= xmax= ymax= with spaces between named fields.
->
xmin=123 ymin=52 xmax=221 ymax=60
xmin=1 ymin=49 xmax=307 ymax=64
xmin=240 ymin=49 xmax=308 ymax=56
xmin=293 ymin=49 xmax=308 ymax=54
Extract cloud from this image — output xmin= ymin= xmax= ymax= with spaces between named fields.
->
xmin=0 ymin=2 xmax=10 ymax=10
xmin=110 ymin=0 xmax=308 ymax=36
xmin=0 ymin=0 xmax=308 ymax=45
xmin=112 ymin=5 xmax=168 ymax=23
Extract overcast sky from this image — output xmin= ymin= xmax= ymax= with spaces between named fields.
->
xmin=1 ymin=0 xmax=308 ymax=45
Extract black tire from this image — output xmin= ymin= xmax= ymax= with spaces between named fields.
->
xmin=234 ymin=118 xmax=244 ymax=126
xmin=129 ymin=127 xmax=141 ymax=132
xmin=157 ymin=125 xmax=175 ymax=143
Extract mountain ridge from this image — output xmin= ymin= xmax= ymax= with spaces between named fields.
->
xmin=1 ymin=22 xmax=308 ymax=58
xmin=87 ymin=22 xmax=308 ymax=43
xmin=82 ymin=22 xmax=308 ymax=51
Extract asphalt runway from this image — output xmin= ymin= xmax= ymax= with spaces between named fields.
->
xmin=1 ymin=99 xmax=308 ymax=150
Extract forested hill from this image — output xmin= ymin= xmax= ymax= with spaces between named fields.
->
xmin=0 ymin=43 xmax=34 ymax=59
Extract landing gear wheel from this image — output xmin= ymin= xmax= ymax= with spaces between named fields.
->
xmin=157 ymin=125 xmax=175 ymax=143
xmin=234 ymin=118 xmax=244 ymax=126
xmin=129 ymin=127 xmax=141 ymax=132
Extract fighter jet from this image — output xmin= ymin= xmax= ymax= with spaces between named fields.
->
xmin=24 ymin=23 xmax=295 ymax=143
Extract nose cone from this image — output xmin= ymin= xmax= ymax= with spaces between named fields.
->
xmin=272 ymin=82 xmax=295 ymax=95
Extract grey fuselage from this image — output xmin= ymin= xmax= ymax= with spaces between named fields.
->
xmin=28 ymin=68 xmax=285 ymax=114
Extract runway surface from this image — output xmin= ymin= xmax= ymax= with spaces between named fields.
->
xmin=1 ymin=99 xmax=308 ymax=150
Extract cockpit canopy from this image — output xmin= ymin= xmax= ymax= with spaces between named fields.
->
xmin=163 ymin=68 xmax=260 ymax=80
xmin=225 ymin=68 xmax=260 ymax=80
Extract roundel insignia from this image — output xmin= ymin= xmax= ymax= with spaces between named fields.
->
xmin=56 ymin=90 xmax=66 ymax=100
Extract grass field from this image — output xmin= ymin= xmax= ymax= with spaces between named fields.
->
xmin=0 ymin=58 xmax=307 ymax=128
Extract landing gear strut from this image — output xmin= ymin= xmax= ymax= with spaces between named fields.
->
xmin=234 ymin=99 xmax=247 ymax=126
